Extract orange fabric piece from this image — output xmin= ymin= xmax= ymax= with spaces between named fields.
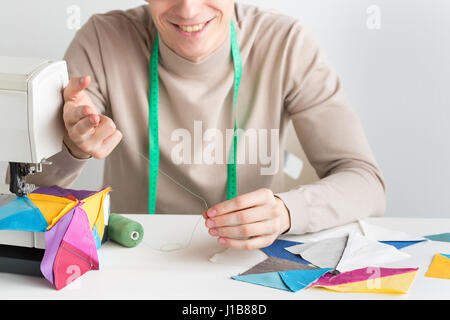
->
xmin=80 ymin=187 xmax=110 ymax=239
xmin=425 ymin=254 xmax=450 ymax=280
xmin=28 ymin=193 xmax=78 ymax=230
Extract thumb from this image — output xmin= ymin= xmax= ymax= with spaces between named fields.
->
xmin=64 ymin=75 xmax=91 ymax=102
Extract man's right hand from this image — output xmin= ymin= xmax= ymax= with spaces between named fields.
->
xmin=63 ymin=76 xmax=122 ymax=159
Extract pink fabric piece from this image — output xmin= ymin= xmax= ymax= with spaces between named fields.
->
xmin=312 ymin=267 xmax=419 ymax=287
xmin=53 ymin=240 xmax=99 ymax=290
xmin=53 ymin=205 xmax=99 ymax=290
xmin=40 ymin=208 xmax=75 ymax=285
xmin=62 ymin=205 xmax=98 ymax=261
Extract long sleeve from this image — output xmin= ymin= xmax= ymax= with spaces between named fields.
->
xmin=8 ymin=16 xmax=109 ymax=189
xmin=276 ymin=25 xmax=386 ymax=235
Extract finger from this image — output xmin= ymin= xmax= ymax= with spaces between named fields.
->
xmin=206 ymin=205 xmax=276 ymax=228
xmin=94 ymin=115 xmax=117 ymax=137
xmin=64 ymin=104 xmax=97 ymax=126
xmin=218 ymin=234 xmax=277 ymax=250
xmin=73 ymin=116 xmax=116 ymax=155
xmin=210 ymin=219 xmax=279 ymax=239
xmin=83 ymin=115 xmax=116 ymax=143
xmin=71 ymin=114 xmax=100 ymax=137
xmin=64 ymin=76 xmax=91 ymax=102
xmin=206 ymin=188 xmax=275 ymax=218
xmin=91 ymin=130 xmax=123 ymax=159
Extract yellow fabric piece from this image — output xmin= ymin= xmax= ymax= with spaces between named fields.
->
xmin=313 ymin=270 xmax=418 ymax=294
xmin=28 ymin=193 xmax=78 ymax=230
xmin=80 ymin=187 xmax=110 ymax=239
xmin=425 ymin=254 xmax=450 ymax=279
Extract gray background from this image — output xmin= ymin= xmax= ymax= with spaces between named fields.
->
xmin=0 ymin=0 xmax=449 ymax=219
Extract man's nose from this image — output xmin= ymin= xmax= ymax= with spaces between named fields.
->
xmin=174 ymin=0 xmax=203 ymax=20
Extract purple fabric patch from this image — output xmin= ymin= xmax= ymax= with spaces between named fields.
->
xmin=40 ymin=206 xmax=76 ymax=284
xmin=312 ymin=267 xmax=419 ymax=287
xmin=32 ymin=186 xmax=72 ymax=198
xmin=33 ymin=185 xmax=110 ymax=201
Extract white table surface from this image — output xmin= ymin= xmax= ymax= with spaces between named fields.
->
xmin=1 ymin=215 xmax=449 ymax=300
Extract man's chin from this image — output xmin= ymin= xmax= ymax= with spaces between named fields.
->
xmin=177 ymin=46 xmax=213 ymax=63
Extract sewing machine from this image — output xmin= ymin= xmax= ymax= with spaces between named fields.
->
xmin=0 ymin=56 xmax=68 ymax=196
xmin=0 ymin=56 xmax=68 ymax=275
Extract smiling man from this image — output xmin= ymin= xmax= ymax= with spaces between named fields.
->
xmin=28 ymin=0 xmax=386 ymax=250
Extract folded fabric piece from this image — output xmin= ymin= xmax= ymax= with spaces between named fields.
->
xmin=0 ymin=196 xmax=48 ymax=232
xmin=358 ymin=220 xmax=426 ymax=242
xmin=232 ymin=272 xmax=291 ymax=291
xmin=279 ymin=269 xmax=332 ymax=292
xmin=92 ymin=225 xmax=102 ymax=249
xmin=40 ymin=207 xmax=76 ymax=284
xmin=32 ymin=186 xmax=111 ymax=241
xmin=311 ymin=267 xmax=419 ymax=294
xmin=335 ymin=232 xmax=410 ymax=273
xmin=31 ymin=186 xmax=73 ymax=198
xmin=0 ymin=186 xmax=109 ymax=289
xmin=261 ymin=239 xmax=310 ymax=265
xmin=425 ymin=254 xmax=450 ymax=280
xmin=53 ymin=205 xmax=99 ymax=290
xmin=380 ymin=241 xmax=425 ymax=250
xmin=232 ymin=268 xmax=332 ymax=293
xmin=0 ymin=186 xmax=109 ymax=250
xmin=239 ymin=256 xmax=317 ymax=276
xmin=285 ymin=236 xmax=348 ymax=270
xmin=28 ymin=193 xmax=78 ymax=230
xmin=33 ymin=185 xmax=103 ymax=200
xmin=424 ymin=233 xmax=450 ymax=243
xmin=77 ymin=187 xmax=110 ymax=240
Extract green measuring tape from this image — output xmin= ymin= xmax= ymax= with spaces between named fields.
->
xmin=148 ymin=22 xmax=242 ymax=214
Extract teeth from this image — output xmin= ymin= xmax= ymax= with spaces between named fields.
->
xmin=178 ymin=23 xmax=205 ymax=33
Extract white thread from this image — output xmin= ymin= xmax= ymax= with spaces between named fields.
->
xmin=121 ymin=138 xmax=207 ymax=253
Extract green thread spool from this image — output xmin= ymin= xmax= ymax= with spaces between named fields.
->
xmin=108 ymin=214 xmax=144 ymax=248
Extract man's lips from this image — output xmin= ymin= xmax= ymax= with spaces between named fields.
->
xmin=170 ymin=17 xmax=215 ymax=36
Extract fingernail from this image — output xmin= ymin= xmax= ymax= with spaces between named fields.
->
xmin=89 ymin=115 xmax=98 ymax=125
xmin=207 ymin=209 xmax=217 ymax=217
xmin=206 ymin=219 xmax=215 ymax=228
xmin=210 ymin=229 xmax=218 ymax=236
xmin=218 ymin=238 xmax=226 ymax=244
xmin=79 ymin=77 xmax=85 ymax=86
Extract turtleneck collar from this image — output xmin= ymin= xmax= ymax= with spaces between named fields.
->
xmin=158 ymin=31 xmax=231 ymax=78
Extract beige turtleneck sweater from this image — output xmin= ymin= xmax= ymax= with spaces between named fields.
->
xmin=26 ymin=3 xmax=386 ymax=235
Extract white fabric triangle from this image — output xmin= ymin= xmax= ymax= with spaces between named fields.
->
xmin=358 ymin=219 xmax=426 ymax=242
xmin=285 ymin=236 xmax=348 ymax=269
xmin=335 ymin=231 xmax=410 ymax=273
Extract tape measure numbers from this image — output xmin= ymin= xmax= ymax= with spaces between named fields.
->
xmin=148 ymin=22 xmax=242 ymax=214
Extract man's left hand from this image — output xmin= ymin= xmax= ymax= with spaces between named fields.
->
xmin=203 ymin=188 xmax=291 ymax=250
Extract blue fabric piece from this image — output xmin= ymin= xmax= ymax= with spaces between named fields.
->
xmin=380 ymin=240 xmax=426 ymax=250
xmin=92 ymin=225 xmax=102 ymax=249
xmin=261 ymin=239 xmax=310 ymax=265
xmin=0 ymin=196 xmax=48 ymax=232
xmin=425 ymin=233 xmax=450 ymax=243
xmin=232 ymin=272 xmax=290 ymax=291
xmin=442 ymin=253 xmax=450 ymax=259
xmin=279 ymin=268 xmax=332 ymax=292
